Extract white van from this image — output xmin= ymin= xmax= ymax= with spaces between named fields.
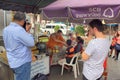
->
xmin=41 ymin=23 xmax=68 ymax=35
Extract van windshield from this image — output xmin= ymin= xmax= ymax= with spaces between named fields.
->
xmin=46 ymin=25 xmax=65 ymax=29
xmin=53 ymin=26 xmax=55 ymax=28
xmin=61 ymin=26 xmax=64 ymax=29
xmin=46 ymin=26 xmax=51 ymax=28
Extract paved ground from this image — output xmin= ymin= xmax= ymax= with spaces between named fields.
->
xmin=107 ymin=57 xmax=120 ymax=80
xmin=48 ymin=57 xmax=120 ymax=80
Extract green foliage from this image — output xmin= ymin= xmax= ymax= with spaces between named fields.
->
xmin=54 ymin=25 xmax=60 ymax=32
xmin=75 ymin=25 xmax=85 ymax=36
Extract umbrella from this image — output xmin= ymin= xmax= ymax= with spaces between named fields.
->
xmin=42 ymin=0 xmax=120 ymax=23
xmin=0 ymin=0 xmax=56 ymax=13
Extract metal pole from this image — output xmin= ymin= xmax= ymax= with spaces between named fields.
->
xmin=109 ymin=24 xmax=111 ymax=41
xmin=3 ymin=10 xmax=6 ymax=27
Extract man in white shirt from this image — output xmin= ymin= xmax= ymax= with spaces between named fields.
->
xmin=82 ymin=19 xmax=110 ymax=80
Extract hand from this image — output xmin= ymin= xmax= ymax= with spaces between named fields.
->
xmin=62 ymin=42 xmax=67 ymax=46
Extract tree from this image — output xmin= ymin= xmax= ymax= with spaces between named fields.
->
xmin=75 ymin=25 xmax=85 ymax=36
xmin=54 ymin=25 xmax=60 ymax=32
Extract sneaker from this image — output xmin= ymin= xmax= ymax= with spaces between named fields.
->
xmin=108 ymin=55 xmax=111 ymax=57
xmin=112 ymin=56 xmax=115 ymax=58
xmin=115 ymin=58 xmax=118 ymax=60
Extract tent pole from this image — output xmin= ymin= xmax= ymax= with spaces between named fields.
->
xmin=109 ymin=24 xmax=111 ymax=41
xmin=33 ymin=14 xmax=36 ymax=41
xmin=66 ymin=19 xmax=69 ymax=29
xmin=4 ymin=10 xmax=6 ymax=28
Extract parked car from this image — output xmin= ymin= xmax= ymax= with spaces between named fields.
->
xmin=40 ymin=23 xmax=70 ymax=35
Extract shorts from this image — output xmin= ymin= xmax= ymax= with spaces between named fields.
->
xmin=110 ymin=45 xmax=115 ymax=49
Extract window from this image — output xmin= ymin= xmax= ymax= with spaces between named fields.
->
xmin=61 ymin=26 xmax=64 ymax=29
xmin=46 ymin=26 xmax=51 ymax=28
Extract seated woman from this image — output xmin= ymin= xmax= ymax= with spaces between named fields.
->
xmin=58 ymin=39 xmax=75 ymax=70
xmin=74 ymin=36 xmax=84 ymax=53
xmin=65 ymin=39 xmax=75 ymax=64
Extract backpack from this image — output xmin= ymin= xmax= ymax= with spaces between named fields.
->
xmin=32 ymin=73 xmax=48 ymax=80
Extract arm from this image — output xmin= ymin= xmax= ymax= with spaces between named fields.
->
xmin=16 ymin=29 xmax=35 ymax=47
xmin=81 ymin=40 xmax=95 ymax=61
xmin=82 ymin=51 xmax=90 ymax=61
xmin=59 ymin=35 xmax=65 ymax=42
xmin=52 ymin=34 xmax=66 ymax=45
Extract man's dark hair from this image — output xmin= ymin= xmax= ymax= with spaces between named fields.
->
xmin=66 ymin=39 xmax=72 ymax=46
xmin=57 ymin=30 xmax=62 ymax=33
xmin=13 ymin=12 xmax=26 ymax=21
xmin=89 ymin=19 xmax=104 ymax=32
xmin=77 ymin=36 xmax=84 ymax=44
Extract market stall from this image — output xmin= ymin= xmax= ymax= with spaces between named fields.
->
xmin=0 ymin=0 xmax=57 ymax=80
xmin=0 ymin=45 xmax=50 ymax=80
xmin=31 ymin=35 xmax=50 ymax=79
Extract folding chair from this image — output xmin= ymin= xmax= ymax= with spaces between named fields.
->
xmin=60 ymin=52 xmax=80 ymax=78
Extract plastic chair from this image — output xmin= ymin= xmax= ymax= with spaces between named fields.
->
xmin=0 ymin=46 xmax=5 ymax=53
xmin=61 ymin=52 xmax=80 ymax=78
